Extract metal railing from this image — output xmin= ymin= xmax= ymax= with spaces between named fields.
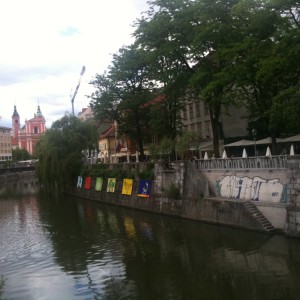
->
xmin=196 ymin=155 xmax=288 ymax=169
xmin=0 ymin=166 xmax=35 ymax=174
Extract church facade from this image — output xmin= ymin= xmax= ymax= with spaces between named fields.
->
xmin=11 ymin=105 xmax=46 ymax=155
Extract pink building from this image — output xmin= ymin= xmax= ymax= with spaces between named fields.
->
xmin=11 ymin=105 xmax=46 ymax=155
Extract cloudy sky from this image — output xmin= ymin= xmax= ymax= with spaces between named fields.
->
xmin=0 ymin=0 xmax=149 ymax=128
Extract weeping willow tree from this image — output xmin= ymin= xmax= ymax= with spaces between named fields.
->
xmin=35 ymin=114 xmax=98 ymax=191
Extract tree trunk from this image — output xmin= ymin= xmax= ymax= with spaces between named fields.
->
xmin=135 ymin=112 xmax=145 ymax=160
xmin=209 ymin=101 xmax=221 ymax=158
xmin=271 ymin=131 xmax=277 ymax=155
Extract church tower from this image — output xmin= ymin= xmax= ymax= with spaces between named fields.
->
xmin=12 ymin=105 xmax=20 ymax=141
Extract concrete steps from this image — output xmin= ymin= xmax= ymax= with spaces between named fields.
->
xmin=244 ymin=201 xmax=275 ymax=232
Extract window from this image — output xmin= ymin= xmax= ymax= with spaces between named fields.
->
xmin=195 ymin=122 xmax=202 ymax=137
xmin=205 ymin=121 xmax=211 ymax=138
xmin=204 ymin=103 xmax=209 ymax=115
xmin=183 ymin=107 xmax=187 ymax=120
xmin=195 ymin=102 xmax=201 ymax=117
xmin=34 ymin=127 xmax=38 ymax=134
xmin=189 ymin=103 xmax=194 ymax=120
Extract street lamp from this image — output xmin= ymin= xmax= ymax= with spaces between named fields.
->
xmin=252 ymin=129 xmax=257 ymax=156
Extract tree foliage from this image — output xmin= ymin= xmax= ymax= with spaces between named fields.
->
xmin=35 ymin=114 xmax=98 ymax=190
xmin=90 ymin=44 xmax=157 ymax=159
xmin=89 ymin=0 xmax=300 ymax=157
xmin=227 ymin=0 xmax=300 ymax=152
xmin=12 ymin=148 xmax=31 ymax=161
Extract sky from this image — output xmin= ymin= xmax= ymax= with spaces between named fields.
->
xmin=0 ymin=0 xmax=149 ymax=128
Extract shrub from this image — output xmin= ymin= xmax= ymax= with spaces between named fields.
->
xmin=138 ymin=163 xmax=154 ymax=180
xmin=165 ymin=183 xmax=181 ymax=200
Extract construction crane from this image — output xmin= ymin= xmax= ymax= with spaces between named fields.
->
xmin=71 ymin=66 xmax=86 ymax=116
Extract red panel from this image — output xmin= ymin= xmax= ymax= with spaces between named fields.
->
xmin=84 ymin=177 xmax=92 ymax=190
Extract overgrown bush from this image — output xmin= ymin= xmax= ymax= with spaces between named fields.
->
xmin=82 ymin=164 xmax=137 ymax=179
xmin=138 ymin=163 xmax=154 ymax=180
xmin=165 ymin=183 xmax=181 ymax=200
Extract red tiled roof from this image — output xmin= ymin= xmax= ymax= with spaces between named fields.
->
xmin=100 ymin=124 xmax=115 ymax=138
xmin=141 ymin=95 xmax=165 ymax=108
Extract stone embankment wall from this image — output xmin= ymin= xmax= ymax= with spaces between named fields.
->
xmin=70 ymin=159 xmax=290 ymax=234
xmin=152 ymin=160 xmax=284 ymax=231
xmin=198 ymin=166 xmax=288 ymax=230
xmin=71 ymin=156 xmax=300 ymax=236
xmin=0 ymin=171 xmax=39 ymax=197
xmin=285 ymin=158 xmax=300 ymax=237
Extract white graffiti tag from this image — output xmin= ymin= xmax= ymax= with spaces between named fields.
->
xmin=217 ymin=175 xmax=284 ymax=202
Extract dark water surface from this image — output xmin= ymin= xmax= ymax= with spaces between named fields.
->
xmin=1 ymin=193 xmax=300 ymax=300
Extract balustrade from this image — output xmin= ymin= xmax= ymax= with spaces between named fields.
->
xmin=196 ymin=155 xmax=288 ymax=169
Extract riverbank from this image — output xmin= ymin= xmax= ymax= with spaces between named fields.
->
xmin=2 ymin=158 xmax=299 ymax=237
xmin=0 ymin=171 xmax=39 ymax=199
xmin=67 ymin=157 xmax=300 ymax=237
xmin=66 ymin=183 xmax=277 ymax=235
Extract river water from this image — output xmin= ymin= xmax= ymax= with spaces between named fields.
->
xmin=1 ymin=193 xmax=300 ymax=300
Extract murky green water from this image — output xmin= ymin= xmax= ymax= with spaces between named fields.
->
xmin=1 ymin=193 xmax=300 ymax=300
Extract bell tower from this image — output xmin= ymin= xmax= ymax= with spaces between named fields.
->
xmin=12 ymin=105 xmax=20 ymax=140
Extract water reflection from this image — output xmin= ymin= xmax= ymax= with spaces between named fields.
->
xmin=1 ymin=193 xmax=300 ymax=299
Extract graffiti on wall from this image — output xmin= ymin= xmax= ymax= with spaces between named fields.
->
xmin=216 ymin=175 xmax=287 ymax=203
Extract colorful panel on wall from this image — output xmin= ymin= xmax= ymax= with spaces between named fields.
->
xmin=77 ymin=176 xmax=83 ymax=188
xmin=107 ymin=178 xmax=116 ymax=193
xmin=122 ymin=179 xmax=133 ymax=195
xmin=84 ymin=176 xmax=92 ymax=190
xmin=138 ymin=180 xmax=151 ymax=198
xmin=95 ymin=177 xmax=103 ymax=191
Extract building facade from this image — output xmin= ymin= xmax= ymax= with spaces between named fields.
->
xmin=0 ymin=126 xmax=12 ymax=161
xmin=78 ymin=107 xmax=94 ymax=121
xmin=11 ymin=105 xmax=46 ymax=155
xmin=181 ymin=99 xmax=248 ymax=157
xmin=98 ymin=121 xmax=116 ymax=163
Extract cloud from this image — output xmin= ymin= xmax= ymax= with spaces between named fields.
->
xmin=60 ymin=27 xmax=80 ymax=37
xmin=0 ymin=0 xmax=149 ymax=128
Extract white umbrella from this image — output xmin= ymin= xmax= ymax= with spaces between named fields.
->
xmin=242 ymin=148 xmax=248 ymax=158
xmin=222 ymin=149 xmax=228 ymax=159
xmin=290 ymin=144 xmax=295 ymax=156
xmin=266 ymin=146 xmax=272 ymax=157
xmin=135 ymin=151 xmax=139 ymax=162
xmin=204 ymin=152 xmax=208 ymax=160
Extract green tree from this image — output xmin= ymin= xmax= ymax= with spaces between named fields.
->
xmin=134 ymin=0 xmax=193 ymax=146
xmin=90 ymin=44 xmax=156 ymax=159
xmin=230 ymin=0 xmax=300 ymax=151
xmin=134 ymin=0 xmax=243 ymax=157
xmin=176 ymin=131 xmax=200 ymax=160
xmin=187 ymin=0 xmax=246 ymax=157
xmin=35 ymin=114 xmax=98 ymax=190
xmin=12 ymin=148 xmax=31 ymax=161
xmin=135 ymin=0 xmax=300 ymax=156
xmin=268 ymin=0 xmax=300 ymax=134
xmin=148 ymin=136 xmax=174 ymax=162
